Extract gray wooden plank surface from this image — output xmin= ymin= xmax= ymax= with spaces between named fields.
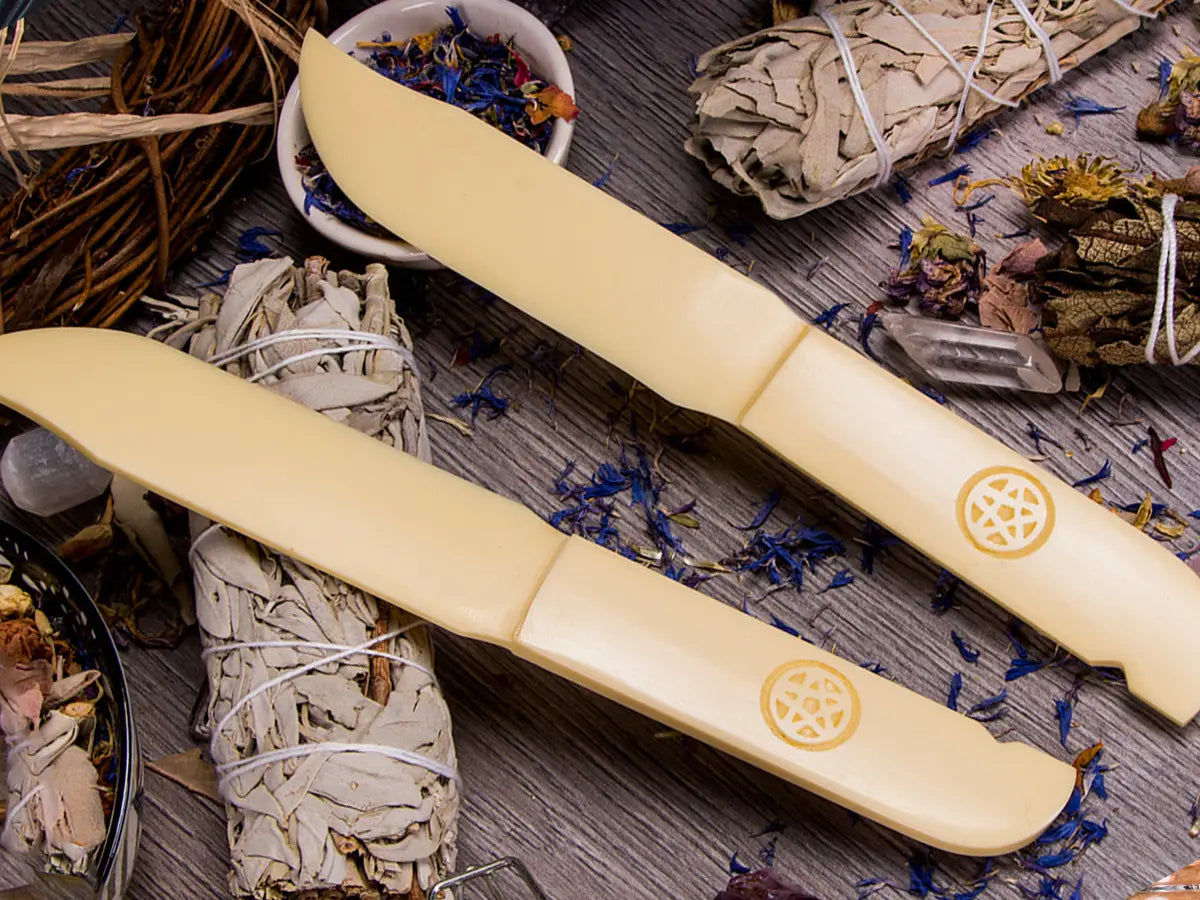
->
xmin=5 ymin=0 xmax=1200 ymax=898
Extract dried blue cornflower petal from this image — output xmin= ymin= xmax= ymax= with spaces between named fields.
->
xmin=593 ymin=154 xmax=618 ymax=188
xmin=236 ymin=226 xmax=280 ymax=261
xmin=967 ymin=688 xmax=1007 ymax=719
xmin=1119 ymin=500 xmax=1167 ymax=516
xmin=907 ymin=853 xmax=941 ymax=898
xmin=859 ymin=521 xmax=900 ymax=574
xmin=918 ymin=384 xmax=947 ymax=405
xmin=1063 ymin=95 xmax=1125 ymax=124
xmin=955 ymin=128 xmax=995 ymax=152
xmin=951 ymin=630 xmax=981 ymax=663
xmin=959 ymin=193 xmax=995 ymax=212
xmin=730 ymin=852 xmax=752 ymax=875
xmin=1007 ymin=620 xmax=1030 ymax=658
xmin=1055 ymin=698 xmax=1074 ymax=748
xmin=1027 ymin=421 xmax=1064 ymax=453
xmin=661 ymin=221 xmax=704 ymax=235
xmin=1067 ymin=877 xmax=1083 ymax=900
xmin=1001 ymin=227 xmax=1032 ymax=239
xmin=821 ymin=569 xmax=855 ymax=592
xmin=1030 ymin=848 xmax=1077 ymax=870
xmin=930 ymin=569 xmax=960 ymax=615
xmin=195 ymin=270 xmax=232 ymax=289
xmin=741 ymin=489 xmax=781 ymax=530
xmin=726 ymin=518 xmax=845 ymax=592
xmin=947 ymin=672 xmax=964 ymax=710
xmin=1132 ymin=438 xmax=1149 ymax=453
xmin=1006 ymin=657 xmax=1048 ymax=680
xmin=967 ymin=212 xmax=981 ymax=237
xmin=898 ymin=225 xmax=915 ymax=267
xmin=813 ymin=302 xmax=849 ymax=330
xmin=770 ymin=614 xmax=801 ymax=637
xmin=1071 ymin=459 xmax=1112 ymax=488
xmin=1077 ymin=818 xmax=1107 ymax=849
xmin=929 ymin=164 xmax=971 ymax=186
xmin=893 ymin=174 xmax=914 ymax=203
xmin=1023 ymin=876 xmax=1067 ymax=899
xmin=1037 ymin=819 xmax=1078 ymax=844
xmin=1160 ymin=57 xmax=1173 ymax=96
xmin=450 ymin=365 xmax=512 ymax=422
xmin=1063 ymin=787 xmax=1083 ymax=818
xmin=860 ymin=660 xmax=888 ymax=675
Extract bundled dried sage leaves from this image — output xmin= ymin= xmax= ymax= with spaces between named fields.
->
xmin=1036 ymin=169 xmax=1200 ymax=366
xmin=687 ymin=0 xmax=1164 ymax=218
xmin=155 ymin=256 xmax=457 ymax=898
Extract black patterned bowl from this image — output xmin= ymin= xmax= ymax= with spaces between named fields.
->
xmin=0 ymin=519 xmax=141 ymax=900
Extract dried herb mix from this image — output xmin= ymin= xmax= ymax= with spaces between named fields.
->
xmin=0 ymin=578 xmax=113 ymax=877
xmin=884 ymin=215 xmax=985 ymax=318
xmin=298 ymin=6 xmax=579 ymax=235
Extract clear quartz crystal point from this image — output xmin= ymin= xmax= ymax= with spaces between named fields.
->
xmin=881 ymin=311 xmax=1063 ymax=394
xmin=1 ymin=427 xmax=112 ymax=517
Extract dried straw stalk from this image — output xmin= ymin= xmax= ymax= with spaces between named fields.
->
xmin=0 ymin=0 xmax=323 ymax=333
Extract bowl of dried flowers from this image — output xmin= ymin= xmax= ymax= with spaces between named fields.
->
xmin=0 ymin=519 xmax=140 ymax=897
xmin=278 ymin=0 xmax=578 ymax=268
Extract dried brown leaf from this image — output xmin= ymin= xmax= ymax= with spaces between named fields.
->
xmin=979 ymin=272 xmax=1038 ymax=334
xmin=58 ymin=523 xmax=114 ymax=562
xmin=147 ymin=748 xmax=221 ymax=804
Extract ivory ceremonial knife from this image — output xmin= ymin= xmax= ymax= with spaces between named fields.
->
xmin=0 ymin=328 xmax=1071 ymax=855
xmin=298 ymin=30 xmax=1200 ymax=726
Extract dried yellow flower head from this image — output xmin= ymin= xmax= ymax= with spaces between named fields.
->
xmin=1016 ymin=154 xmax=1129 ymax=210
xmin=61 ymin=700 xmax=96 ymax=721
xmin=0 ymin=585 xmax=32 ymax=619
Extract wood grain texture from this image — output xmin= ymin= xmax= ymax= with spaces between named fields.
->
xmin=2 ymin=1 xmax=1199 ymax=897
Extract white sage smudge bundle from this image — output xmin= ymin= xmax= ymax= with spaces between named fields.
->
xmin=155 ymin=256 xmax=457 ymax=898
xmin=687 ymin=0 xmax=1164 ymax=219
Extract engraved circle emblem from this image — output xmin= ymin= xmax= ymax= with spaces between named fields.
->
xmin=957 ymin=466 xmax=1055 ymax=558
xmin=761 ymin=660 xmax=861 ymax=751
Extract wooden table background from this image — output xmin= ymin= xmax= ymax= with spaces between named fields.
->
xmin=5 ymin=0 xmax=1200 ymax=897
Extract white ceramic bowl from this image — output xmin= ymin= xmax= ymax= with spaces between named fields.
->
xmin=277 ymin=0 xmax=576 ymax=268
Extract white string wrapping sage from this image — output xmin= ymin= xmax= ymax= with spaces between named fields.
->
xmin=1146 ymin=194 xmax=1200 ymax=365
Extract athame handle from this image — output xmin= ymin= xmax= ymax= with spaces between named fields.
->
xmin=298 ymin=31 xmax=1200 ymax=725
xmin=0 ymin=328 xmax=1072 ymax=856
xmin=518 ymin=537 xmax=1072 ymax=855
xmin=741 ymin=330 xmax=1200 ymax=726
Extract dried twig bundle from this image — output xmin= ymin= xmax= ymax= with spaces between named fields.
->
xmin=155 ymin=256 xmax=457 ymax=898
xmin=0 ymin=0 xmax=323 ymax=332
xmin=687 ymin=0 xmax=1163 ymax=219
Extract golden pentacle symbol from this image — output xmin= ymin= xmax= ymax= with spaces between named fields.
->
xmin=957 ymin=466 xmax=1055 ymax=558
xmin=761 ymin=660 xmax=861 ymax=751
